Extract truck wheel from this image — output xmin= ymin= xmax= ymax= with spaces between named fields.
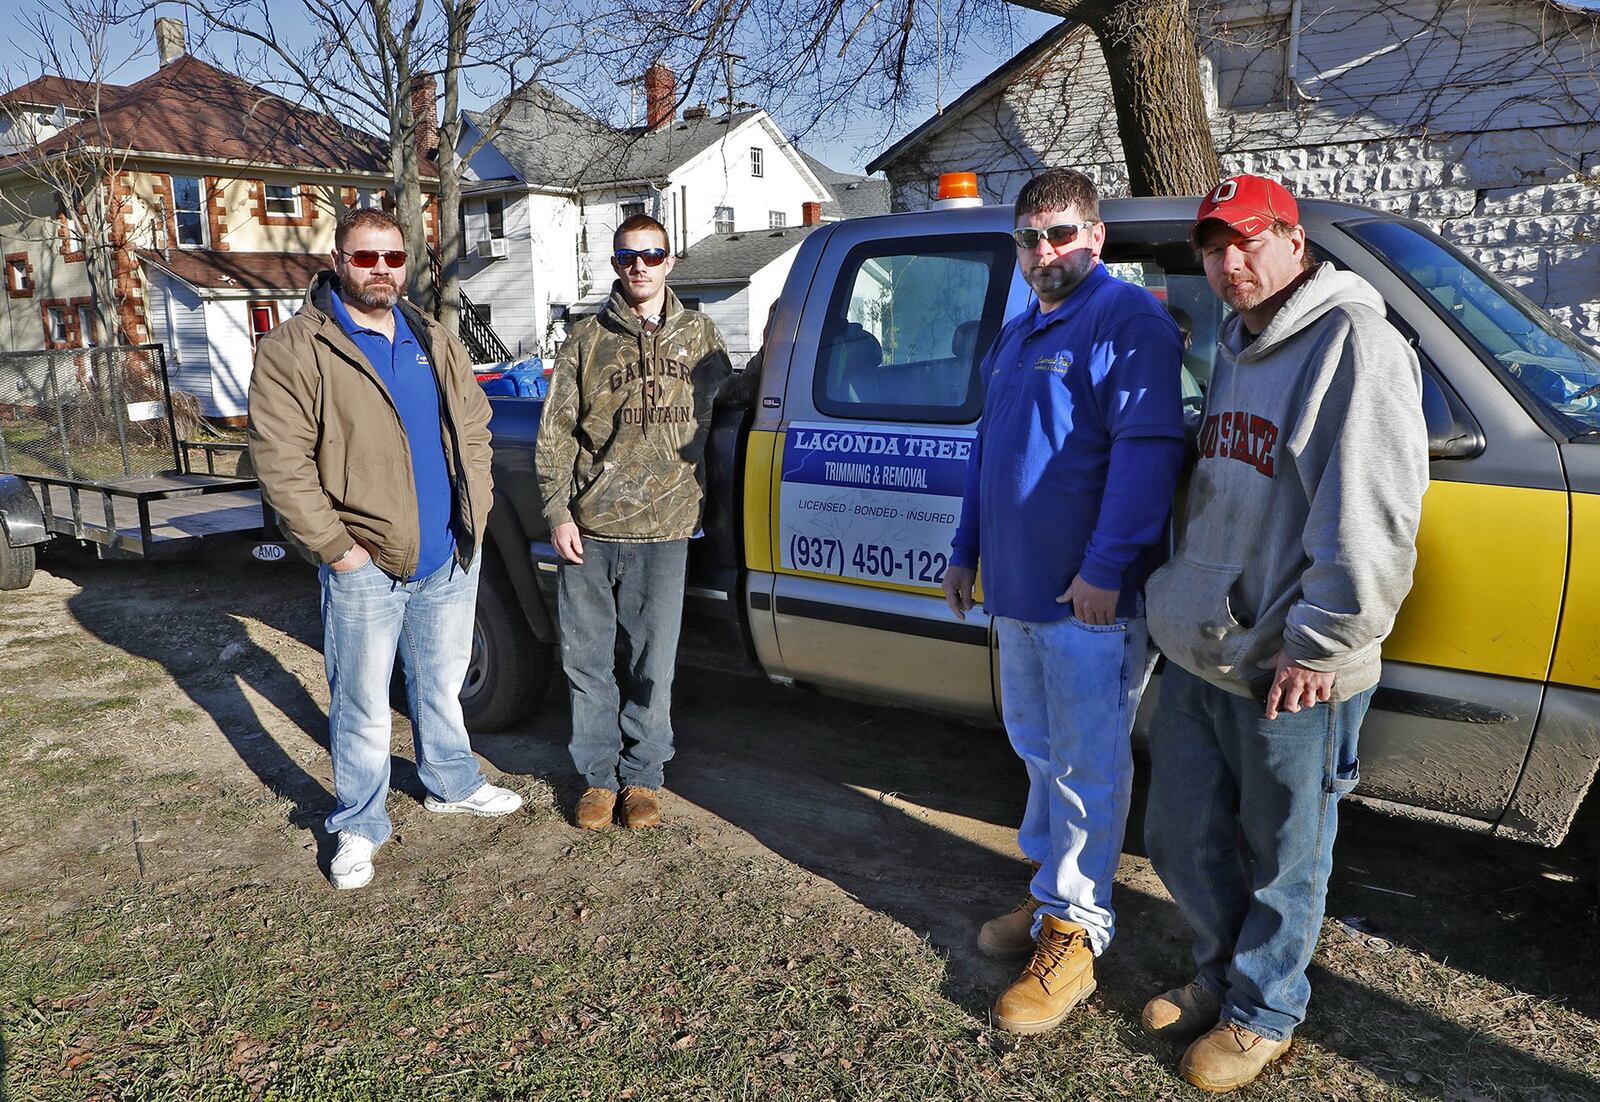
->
xmin=0 ymin=540 xmax=36 ymax=591
xmin=460 ymin=555 xmax=553 ymax=732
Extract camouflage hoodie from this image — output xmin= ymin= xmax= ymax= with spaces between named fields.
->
xmin=535 ymin=282 xmax=732 ymax=541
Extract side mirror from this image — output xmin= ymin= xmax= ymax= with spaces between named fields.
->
xmin=1422 ymin=368 xmax=1485 ymax=460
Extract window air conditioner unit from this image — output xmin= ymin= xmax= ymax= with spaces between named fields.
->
xmin=477 ymin=237 xmax=507 ymax=259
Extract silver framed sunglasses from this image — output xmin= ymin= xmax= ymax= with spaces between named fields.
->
xmin=1011 ymin=222 xmax=1098 ymax=249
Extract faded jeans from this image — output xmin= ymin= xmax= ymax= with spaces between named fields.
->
xmin=1145 ymin=662 xmax=1374 ymax=1042
xmin=320 ymin=553 xmax=488 ymax=848
xmin=557 ymin=538 xmax=688 ymax=792
xmin=997 ymin=610 xmax=1150 ymax=956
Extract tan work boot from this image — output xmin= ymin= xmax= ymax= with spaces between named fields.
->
xmin=1180 ymin=1021 xmax=1292 ymax=1093
xmin=574 ymin=786 xmax=616 ymax=831
xmin=991 ymin=913 xmax=1096 ymax=1035
xmin=977 ymin=895 xmax=1042 ymax=958
xmin=621 ymin=786 xmax=663 ymax=829
xmin=1141 ymin=981 xmax=1223 ymax=1042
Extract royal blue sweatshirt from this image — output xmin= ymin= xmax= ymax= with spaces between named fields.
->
xmin=330 ymin=294 xmax=457 ymax=580
xmin=951 ymin=263 xmax=1185 ymax=622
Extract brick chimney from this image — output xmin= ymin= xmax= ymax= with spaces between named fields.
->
xmin=155 ymin=17 xmax=186 ymax=66
xmin=644 ymin=63 xmax=675 ymax=131
xmin=410 ymin=73 xmax=439 ymax=159
xmin=802 ymin=201 xmax=822 ymax=226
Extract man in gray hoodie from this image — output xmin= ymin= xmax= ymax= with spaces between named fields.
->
xmin=1140 ymin=176 xmax=1429 ymax=1092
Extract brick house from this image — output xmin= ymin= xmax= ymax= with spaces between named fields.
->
xmin=867 ymin=0 xmax=1600 ymax=346
xmin=0 ymin=21 xmax=437 ymax=419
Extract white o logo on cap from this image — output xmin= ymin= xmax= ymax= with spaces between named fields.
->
xmin=1211 ymin=180 xmax=1239 ymax=203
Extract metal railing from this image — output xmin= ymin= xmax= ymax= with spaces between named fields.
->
xmin=427 ymin=245 xmax=512 ymax=363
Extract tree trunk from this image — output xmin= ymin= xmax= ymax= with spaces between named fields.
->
xmin=1015 ymin=0 xmax=1220 ymax=196
xmin=433 ymin=0 xmax=478 ymax=337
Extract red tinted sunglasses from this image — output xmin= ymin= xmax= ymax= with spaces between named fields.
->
xmin=340 ymin=249 xmax=408 ymax=268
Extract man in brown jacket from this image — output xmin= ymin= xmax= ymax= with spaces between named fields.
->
xmin=535 ymin=213 xmax=731 ymax=831
xmin=250 ymin=208 xmax=520 ymax=891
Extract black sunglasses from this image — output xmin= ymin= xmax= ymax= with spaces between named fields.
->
xmin=1011 ymin=222 xmax=1097 ymax=250
xmin=340 ymin=249 xmax=408 ymax=268
xmin=614 ymin=248 xmax=669 ymax=268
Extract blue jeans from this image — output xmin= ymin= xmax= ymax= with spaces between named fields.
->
xmin=557 ymin=538 xmax=688 ymax=791
xmin=320 ymin=554 xmax=487 ymax=847
xmin=1145 ymin=662 xmax=1374 ymax=1041
xmin=997 ymin=611 xmax=1150 ymax=955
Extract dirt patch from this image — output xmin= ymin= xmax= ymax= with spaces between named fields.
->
xmin=1 ymin=555 xmax=1598 ymax=1100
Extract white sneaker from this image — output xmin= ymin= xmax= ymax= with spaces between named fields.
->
xmin=424 ymin=782 xmax=523 ymax=817
xmin=329 ymin=833 xmax=375 ymax=890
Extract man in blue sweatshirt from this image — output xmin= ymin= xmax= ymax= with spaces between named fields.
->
xmin=942 ymin=168 xmax=1185 ymax=1035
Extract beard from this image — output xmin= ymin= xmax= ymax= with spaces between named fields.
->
xmin=1025 ymin=248 xmax=1095 ymax=303
xmin=340 ymin=267 xmax=400 ymax=309
xmin=1219 ymin=277 xmax=1267 ymax=313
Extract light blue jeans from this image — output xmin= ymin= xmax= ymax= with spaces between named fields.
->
xmin=319 ymin=553 xmax=487 ymax=847
xmin=997 ymin=611 xmax=1150 ymax=956
xmin=1145 ymin=663 xmax=1374 ymax=1042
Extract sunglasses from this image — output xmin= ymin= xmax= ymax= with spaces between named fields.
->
xmin=340 ymin=249 xmax=408 ymax=268
xmin=614 ymin=248 xmax=669 ymax=268
xmin=1011 ymin=222 xmax=1097 ymax=250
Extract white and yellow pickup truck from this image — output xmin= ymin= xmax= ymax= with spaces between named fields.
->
xmin=468 ymin=196 xmax=1600 ymax=864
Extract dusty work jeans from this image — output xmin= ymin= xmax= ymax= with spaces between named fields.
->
xmin=996 ymin=610 xmax=1150 ymax=956
xmin=319 ymin=553 xmax=488 ymax=848
xmin=557 ymin=538 xmax=689 ymax=792
xmin=1145 ymin=662 xmax=1374 ymax=1042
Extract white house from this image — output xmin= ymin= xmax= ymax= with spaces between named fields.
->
xmin=667 ymin=224 xmax=824 ymax=366
xmin=867 ymin=0 xmax=1600 ymax=346
xmin=456 ymin=67 xmax=885 ymax=360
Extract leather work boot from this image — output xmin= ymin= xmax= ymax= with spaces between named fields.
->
xmin=976 ymin=860 xmax=1043 ymax=958
xmin=1141 ymin=981 xmax=1223 ymax=1042
xmin=574 ymin=786 xmax=617 ymax=831
xmin=1179 ymin=1021 xmax=1292 ymax=1093
xmin=991 ymin=913 xmax=1096 ymax=1035
xmin=621 ymin=786 xmax=663 ymax=829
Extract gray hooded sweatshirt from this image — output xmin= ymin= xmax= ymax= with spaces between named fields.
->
xmin=1145 ymin=264 xmax=1429 ymax=702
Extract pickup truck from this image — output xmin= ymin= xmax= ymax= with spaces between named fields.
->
xmin=460 ymin=196 xmax=1600 ymax=868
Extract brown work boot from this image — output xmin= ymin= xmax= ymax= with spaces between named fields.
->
xmin=621 ymin=786 xmax=663 ymax=829
xmin=1180 ymin=1021 xmax=1292 ymax=1093
xmin=1142 ymin=981 xmax=1223 ymax=1042
xmin=991 ymin=913 xmax=1096 ymax=1035
xmin=977 ymin=895 xmax=1042 ymax=958
xmin=574 ymin=786 xmax=616 ymax=831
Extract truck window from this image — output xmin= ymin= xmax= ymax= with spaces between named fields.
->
xmin=1103 ymin=258 xmax=1225 ymax=420
xmin=813 ymin=236 xmax=1013 ymax=424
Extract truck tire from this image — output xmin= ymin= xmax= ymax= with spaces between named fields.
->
xmin=460 ymin=554 xmax=553 ymax=732
xmin=0 ymin=540 xmax=36 ymax=591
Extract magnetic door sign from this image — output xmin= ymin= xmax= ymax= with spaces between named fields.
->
xmin=778 ymin=421 xmax=974 ymax=588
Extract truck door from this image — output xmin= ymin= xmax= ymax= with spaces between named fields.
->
xmin=749 ymin=219 xmax=1021 ymax=719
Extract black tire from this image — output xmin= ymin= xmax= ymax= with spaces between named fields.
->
xmin=460 ymin=555 xmax=553 ymax=732
xmin=0 ymin=540 xmax=36 ymax=591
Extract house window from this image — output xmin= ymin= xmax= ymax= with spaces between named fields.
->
xmin=44 ymin=304 xmax=71 ymax=345
xmin=356 ymin=188 xmax=380 ymax=209
xmin=679 ymin=297 xmax=701 ymax=312
xmin=486 ymin=197 xmax=505 ymax=239
xmin=769 ymin=210 xmax=787 ymax=229
xmin=620 ymin=200 xmax=646 ymax=221
xmin=171 ymin=175 xmax=206 ymax=246
xmin=714 ymin=206 xmax=734 ymax=234
xmin=263 ymin=183 xmax=301 ymax=218
xmin=750 ymin=147 xmax=763 ymax=177
xmin=58 ymin=198 xmax=85 ymax=256
xmin=1209 ymin=16 xmax=1289 ymax=111
xmin=75 ymin=303 xmax=98 ymax=347
xmin=248 ymin=301 xmax=280 ymax=349
xmin=5 ymin=253 xmax=31 ymax=297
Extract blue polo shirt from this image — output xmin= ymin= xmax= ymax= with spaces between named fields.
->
xmin=329 ymin=294 xmax=456 ymax=580
xmin=950 ymin=263 xmax=1185 ymax=622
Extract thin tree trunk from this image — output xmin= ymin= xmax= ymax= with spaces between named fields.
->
xmin=434 ymin=1 xmax=478 ymax=336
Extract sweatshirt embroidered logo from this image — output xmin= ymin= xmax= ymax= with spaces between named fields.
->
xmin=1198 ymin=410 xmax=1280 ymax=477
xmin=1032 ymin=351 xmax=1073 ymax=375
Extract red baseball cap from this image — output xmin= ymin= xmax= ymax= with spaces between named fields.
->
xmin=1192 ymin=175 xmax=1299 ymax=242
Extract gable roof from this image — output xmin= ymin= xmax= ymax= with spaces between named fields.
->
xmin=1 ymin=56 xmax=400 ymax=177
xmin=798 ymin=152 xmax=890 ymax=220
xmin=669 ymin=224 xmax=821 ymax=285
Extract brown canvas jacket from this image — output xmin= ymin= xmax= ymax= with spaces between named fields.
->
xmin=248 ymin=271 xmax=494 ymax=578
xmin=535 ymin=283 xmax=732 ymax=542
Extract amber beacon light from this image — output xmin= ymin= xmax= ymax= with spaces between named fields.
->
xmin=935 ymin=172 xmax=982 ymax=209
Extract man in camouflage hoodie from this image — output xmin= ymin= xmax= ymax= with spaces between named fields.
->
xmin=535 ymin=213 xmax=732 ymax=831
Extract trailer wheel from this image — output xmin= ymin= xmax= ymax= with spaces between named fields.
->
xmin=460 ymin=555 xmax=553 ymax=732
xmin=0 ymin=540 xmax=36 ymax=591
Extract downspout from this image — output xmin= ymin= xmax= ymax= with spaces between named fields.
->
xmin=1287 ymin=0 xmax=1318 ymax=104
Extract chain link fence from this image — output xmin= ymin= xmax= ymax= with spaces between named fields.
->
xmin=0 ymin=344 xmax=201 ymax=483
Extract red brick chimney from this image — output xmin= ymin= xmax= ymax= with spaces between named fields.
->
xmin=802 ymin=201 xmax=822 ymax=226
xmin=410 ymin=73 xmax=439 ymax=159
xmin=644 ymin=63 xmax=675 ymax=131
